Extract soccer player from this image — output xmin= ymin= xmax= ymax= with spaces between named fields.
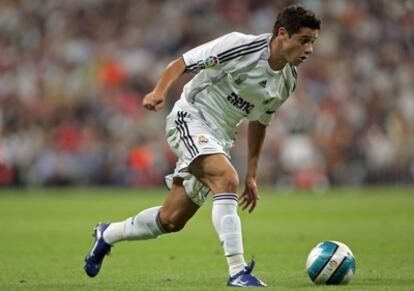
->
xmin=84 ymin=5 xmax=321 ymax=287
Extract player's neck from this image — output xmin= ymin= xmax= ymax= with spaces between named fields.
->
xmin=268 ymin=39 xmax=287 ymax=71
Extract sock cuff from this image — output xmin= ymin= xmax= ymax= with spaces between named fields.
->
xmin=213 ymin=193 xmax=239 ymax=202
xmin=155 ymin=208 xmax=168 ymax=233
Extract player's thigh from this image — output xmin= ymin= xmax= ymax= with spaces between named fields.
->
xmin=189 ymin=153 xmax=239 ymax=194
xmin=160 ymin=178 xmax=200 ymax=230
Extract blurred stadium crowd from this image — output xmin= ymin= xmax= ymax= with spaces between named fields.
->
xmin=0 ymin=0 xmax=413 ymax=188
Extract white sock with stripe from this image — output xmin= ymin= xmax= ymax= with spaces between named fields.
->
xmin=212 ymin=193 xmax=247 ymax=276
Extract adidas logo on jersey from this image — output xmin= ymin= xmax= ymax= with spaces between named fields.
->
xmin=259 ymin=80 xmax=267 ymax=88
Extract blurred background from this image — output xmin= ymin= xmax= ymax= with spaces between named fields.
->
xmin=0 ymin=0 xmax=413 ymax=190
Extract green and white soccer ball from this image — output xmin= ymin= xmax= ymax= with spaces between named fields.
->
xmin=306 ymin=241 xmax=356 ymax=285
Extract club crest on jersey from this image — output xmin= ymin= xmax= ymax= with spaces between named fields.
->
xmin=227 ymin=92 xmax=255 ymax=114
xmin=234 ymin=74 xmax=247 ymax=85
xmin=197 ymin=55 xmax=220 ymax=70
xmin=197 ymin=135 xmax=209 ymax=145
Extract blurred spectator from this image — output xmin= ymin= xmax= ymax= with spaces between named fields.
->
xmin=0 ymin=0 xmax=413 ymax=187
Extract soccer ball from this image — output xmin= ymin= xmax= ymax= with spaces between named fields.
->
xmin=306 ymin=241 xmax=356 ymax=285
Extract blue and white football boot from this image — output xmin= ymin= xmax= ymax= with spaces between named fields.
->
xmin=84 ymin=223 xmax=112 ymax=277
xmin=227 ymin=260 xmax=267 ymax=287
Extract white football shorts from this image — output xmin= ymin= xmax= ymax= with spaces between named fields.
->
xmin=164 ymin=100 xmax=233 ymax=206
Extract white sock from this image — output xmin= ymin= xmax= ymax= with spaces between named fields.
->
xmin=103 ymin=206 xmax=166 ymax=244
xmin=212 ymin=193 xmax=247 ymax=276
xmin=227 ymin=255 xmax=247 ymax=277
xmin=103 ymin=222 xmax=125 ymax=244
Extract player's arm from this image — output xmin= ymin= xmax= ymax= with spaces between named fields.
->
xmin=240 ymin=120 xmax=267 ymax=213
xmin=143 ymin=57 xmax=186 ymax=111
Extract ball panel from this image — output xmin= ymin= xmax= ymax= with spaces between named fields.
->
xmin=306 ymin=241 xmax=339 ymax=282
xmin=331 ymin=240 xmax=354 ymax=257
xmin=326 ymin=255 xmax=356 ymax=285
xmin=325 ymin=256 xmax=347 ymax=284
xmin=314 ymin=248 xmax=345 ymax=284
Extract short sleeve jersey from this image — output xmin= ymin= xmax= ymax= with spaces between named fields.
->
xmin=180 ymin=32 xmax=297 ymax=140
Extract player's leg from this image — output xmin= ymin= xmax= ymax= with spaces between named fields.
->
xmin=103 ymin=178 xmax=198 ymax=242
xmin=189 ymin=154 xmax=245 ymax=274
xmin=190 ymin=154 xmax=266 ymax=287
xmin=84 ymin=179 xmax=199 ymax=277
xmin=189 ymin=153 xmax=239 ymax=194
xmin=158 ymin=178 xmax=200 ymax=232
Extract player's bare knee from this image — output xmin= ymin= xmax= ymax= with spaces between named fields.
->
xmin=161 ymin=219 xmax=186 ymax=233
xmin=159 ymin=213 xmax=186 ymax=233
xmin=213 ymin=171 xmax=239 ymax=193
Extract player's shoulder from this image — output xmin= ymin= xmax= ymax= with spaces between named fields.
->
xmin=222 ymin=32 xmax=271 ymax=45
xmin=213 ymin=32 xmax=271 ymax=69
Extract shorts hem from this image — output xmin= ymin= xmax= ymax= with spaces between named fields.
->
xmin=183 ymin=150 xmax=230 ymax=172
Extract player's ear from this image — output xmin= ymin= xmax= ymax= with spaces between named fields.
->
xmin=277 ymin=27 xmax=289 ymax=39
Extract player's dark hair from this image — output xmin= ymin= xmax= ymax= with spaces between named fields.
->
xmin=272 ymin=5 xmax=321 ymax=38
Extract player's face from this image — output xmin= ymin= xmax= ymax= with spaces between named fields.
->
xmin=282 ymin=27 xmax=319 ymax=66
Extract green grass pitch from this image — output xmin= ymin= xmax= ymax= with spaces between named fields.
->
xmin=0 ymin=187 xmax=413 ymax=290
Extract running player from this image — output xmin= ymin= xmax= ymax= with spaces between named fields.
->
xmin=84 ymin=5 xmax=321 ymax=287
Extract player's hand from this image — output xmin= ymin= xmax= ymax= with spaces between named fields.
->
xmin=142 ymin=91 xmax=165 ymax=111
xmin=239 ymin=176 xmax=260 ymax=213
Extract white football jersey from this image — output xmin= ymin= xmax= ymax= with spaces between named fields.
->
xmin=179 ymin=32 xmax=297 ymax=140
